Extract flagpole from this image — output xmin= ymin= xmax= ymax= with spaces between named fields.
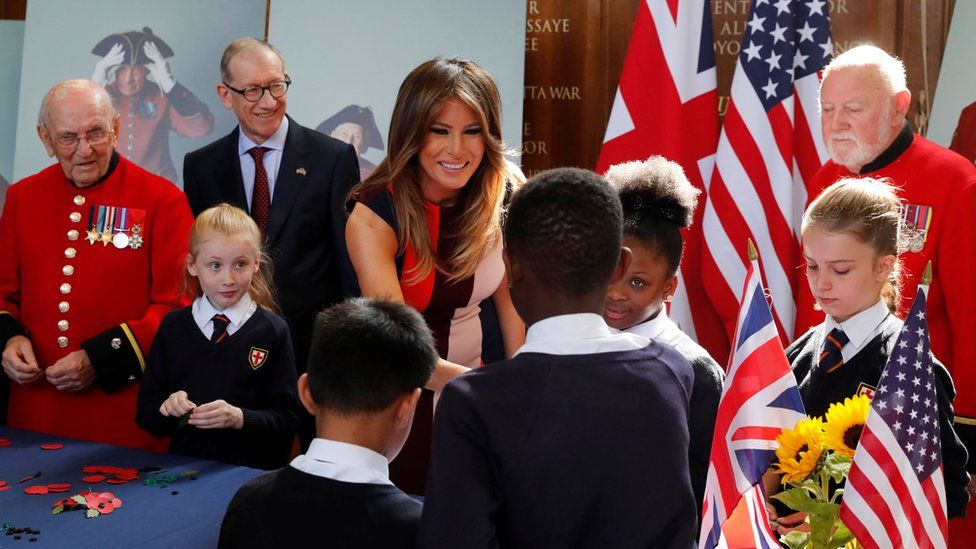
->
xmin=921 ymin=260 xmax=933 ymax=286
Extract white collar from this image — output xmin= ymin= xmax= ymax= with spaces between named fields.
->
xmin=290 ymin=438 xmax=392 ymax=486
xmin=515 ymin=312 xmax=649 ymax=356
xmin=621 ymin=309 xmax=673 ymax=341
xmin=192 ymin=293 xmax=255 ymax=332
xmin=822 ymin=298 xmax=890 ymax=351
xmin=237 ymin=116 xmax=289 ymax=155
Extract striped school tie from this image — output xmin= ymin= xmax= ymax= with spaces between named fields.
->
xmin=820 ymin=327 xmax=849 ymax=373
xmin=211 ymin=314 xmax=231 ymax=344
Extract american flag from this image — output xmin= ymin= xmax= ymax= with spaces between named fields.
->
xmin=699 ymin=254 xmax=806 ymax=548
xmin=841 ymin=284 xmax=949 ymax=548
xmin=595 ymin=0 xmax=729 ymax=363
xmin=701 ymin=0 xmax=833 ymax=344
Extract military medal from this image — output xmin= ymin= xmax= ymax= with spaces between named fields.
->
xmin=112 ymin=207 xmax=130 ymax=249
xmin=899 ymin=204 xmax=933 ymax=254
xmin=100 ymin=206 xmax=115 ymax=246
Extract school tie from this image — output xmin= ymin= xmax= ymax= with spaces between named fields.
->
xmin=248 ymin=146 xmax=271 ymax=232
xmin=819 ymin=327 xmax=849 ymax=374
xmin=211 ymin=314 xmax=231 ymax=344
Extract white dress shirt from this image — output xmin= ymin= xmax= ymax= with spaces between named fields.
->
xmin=237 ymin=117 xmax=289 ymax=209
xmin=514 ymin=313 xmax=650 ymax=356
xmin=618 ymin=309 xmax=676 ymax=341
xmin=290 ymin=438 xmax=393 ymax=486
xmin=821 ymin=298 xmax=897 ymax=362
xmin=191 ymin=293 xmax=257 ymax=339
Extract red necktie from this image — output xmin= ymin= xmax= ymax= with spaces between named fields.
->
xmin=248 ymin=146 xmax=271 ymax=232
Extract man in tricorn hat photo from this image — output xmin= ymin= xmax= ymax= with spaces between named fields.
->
xmin=316 ymin=104 xmax=384 ymax=180
xmin=91 ymin=26 xmax=214 ymax=183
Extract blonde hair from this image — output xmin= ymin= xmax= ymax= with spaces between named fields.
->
xmin=185 ymin=204 xmax=279 ymax=313
xmin=801 ymin=177 xmax=903 ymax=313
xmin=349 ymin=57 xmax=516 ymax=284
xmin=220 ymin=38 xmax=286 ymax=83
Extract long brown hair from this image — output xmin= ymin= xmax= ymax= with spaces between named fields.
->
xmin=801 ymin=177 xmax=902 ymax=313
xmin=184 ymin=204 xmax=279 ymax=313
xmin=349 ymin=56 xmax=515 ymax=284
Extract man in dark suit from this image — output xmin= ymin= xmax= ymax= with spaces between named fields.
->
xmin=183 ymin=38 xmax=359 ymax=448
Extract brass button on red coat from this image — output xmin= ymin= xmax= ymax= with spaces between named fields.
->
xmin=57 ymin=336 xmax=68 ymax=348
xmin=73 ymin=195 xmax=85 ymax=206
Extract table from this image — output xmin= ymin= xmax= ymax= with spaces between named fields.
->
xmin=0 ymin=426 xmax=263 ymax=548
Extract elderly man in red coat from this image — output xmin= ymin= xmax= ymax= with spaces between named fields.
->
xmin=0 ymin=79 xmax=192 ymax=450
xmin=795 ymin=45 xmax=976 ymax=542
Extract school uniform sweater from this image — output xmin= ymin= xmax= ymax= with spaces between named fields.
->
xmin=135 ymin=306 xmax=301 ymax=469
xmin=787 ymin=321 xmax=970 ymax=517
xmin=219 ymin=465 xmax=421 ymax=549
xmin=420 ymin=314 xmax=697 ymax=548
xmin=624 ymin=312 xmax=724 ymax=525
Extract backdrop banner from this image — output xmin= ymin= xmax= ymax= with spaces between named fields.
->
xmin=0 ymin=20 xmax=25 ymax=204
xmin=12 ymin=0 xmax=265 ymax=186
xmin=268 ymin=0 xmax=526 ymax=177
xmin=928 ymin=1 xmax=976 ymax=164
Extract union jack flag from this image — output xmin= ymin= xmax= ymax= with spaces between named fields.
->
xmin=596 ymin=0 xmax=729 ymax=363
xmin=701 ymin=0 xmax=833 ymax=344
xmin=699 ymin=254 xmax=806 ymax=548
xmin=841 ymin=284 xmax=949 ymax=548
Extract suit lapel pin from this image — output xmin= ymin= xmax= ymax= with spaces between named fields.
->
xmin=296 ymin=167 xmax=307 ymax=176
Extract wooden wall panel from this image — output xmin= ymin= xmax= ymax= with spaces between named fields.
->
xmin=523 ymin=0 xmax=957 ymax=174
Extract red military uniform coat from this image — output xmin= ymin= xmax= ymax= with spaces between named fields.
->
xmin=950 ymin=101 xmax=976 ymax=165
xmin=795 ymin=124 xmax=976 ymax=421
xmin=0 ymin=154 xmax=192 ymax=450
xmin=109 ymin=81 xmax=214 ymax=183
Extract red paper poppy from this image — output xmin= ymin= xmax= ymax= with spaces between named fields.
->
xmin=47 ymin=483 xmax=72 ymax=493
xmin=24 ymin=485 xmax=49 ymax=495
xmin=106 ymin=479 xmax=128 ymax=485
xmin=0 ymin=485 xmax=10 ymax=492
xmin=0 ymin=438 xmax=11 ymax=447
xmin=40 ymin=443 xmax=63 ymax=450
xmin=82 ymin=475 xmax=106 ymax=483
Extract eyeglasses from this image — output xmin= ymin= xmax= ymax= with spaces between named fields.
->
xmin=222 ymin=78 xmax=291 ymax=102
xmin=51 ymin=128 xmax=114 ymax=150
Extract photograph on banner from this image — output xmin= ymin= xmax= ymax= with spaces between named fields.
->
xmin=13 ymin=0 xmax=265 ymax=186
xmin=0 ymin=20 xmax=25 ymax=203
xmin=928 ymin=1 xmax=976 ymax=165
xmin=268 ymin=0 xmax=526 ymax=171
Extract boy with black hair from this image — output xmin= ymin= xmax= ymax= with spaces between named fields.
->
xmin=419 ymin=168 xmax=698 ymax=548
xmin=219 ymin=298 xmax=437 ymax=549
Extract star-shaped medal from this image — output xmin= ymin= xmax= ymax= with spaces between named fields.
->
xmin=100 ymin=230 xmax=113 ymax=246
xmin=86 ymin=228 xmax=101 ymax=245
xmin=129 ymin=234 xmax=143 ymax=249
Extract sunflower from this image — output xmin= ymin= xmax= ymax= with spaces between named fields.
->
xmin=774 ymin=417 xmax=825 ymax=485
xmin=824 ymin=394 xmax=871 ymax=458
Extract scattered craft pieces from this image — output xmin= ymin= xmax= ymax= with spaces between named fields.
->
xmin=0 ymin=482 xmax=9 ymax=492
xmin=24 ymin=486 xmax=49 ymax=495
xmin=19 ymin=471 xmax=41 ymax=484
xmin=81 ymin=475 xmax=106 ymax=483
xmin=46 ymin=483 xmax=71 ymax=493
xmin=52 ymin=490 xmax=121 ymax=519
xmin=0 ymin=437 xmax=11 ymax=447
xmin=39 ymin=443 xmax=63 ymax=451
xmin=79 ymin=465 xmax=140 ymax=484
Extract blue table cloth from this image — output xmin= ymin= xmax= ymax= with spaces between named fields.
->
xmin=0 ymin=426 xmax=263 ymax=548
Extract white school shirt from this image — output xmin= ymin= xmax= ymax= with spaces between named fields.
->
xmin=237 ymin=116 xmax=289 ymax=209
xmin=191 ymin=293 xmax=257 ymax=339
xmin=821 ymin=298 xmax=898 ymax=362
xmin=514 ymin=312 xmax=650 ymax=356
xmin=290 ymin=438 xmax=393 ymax=486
